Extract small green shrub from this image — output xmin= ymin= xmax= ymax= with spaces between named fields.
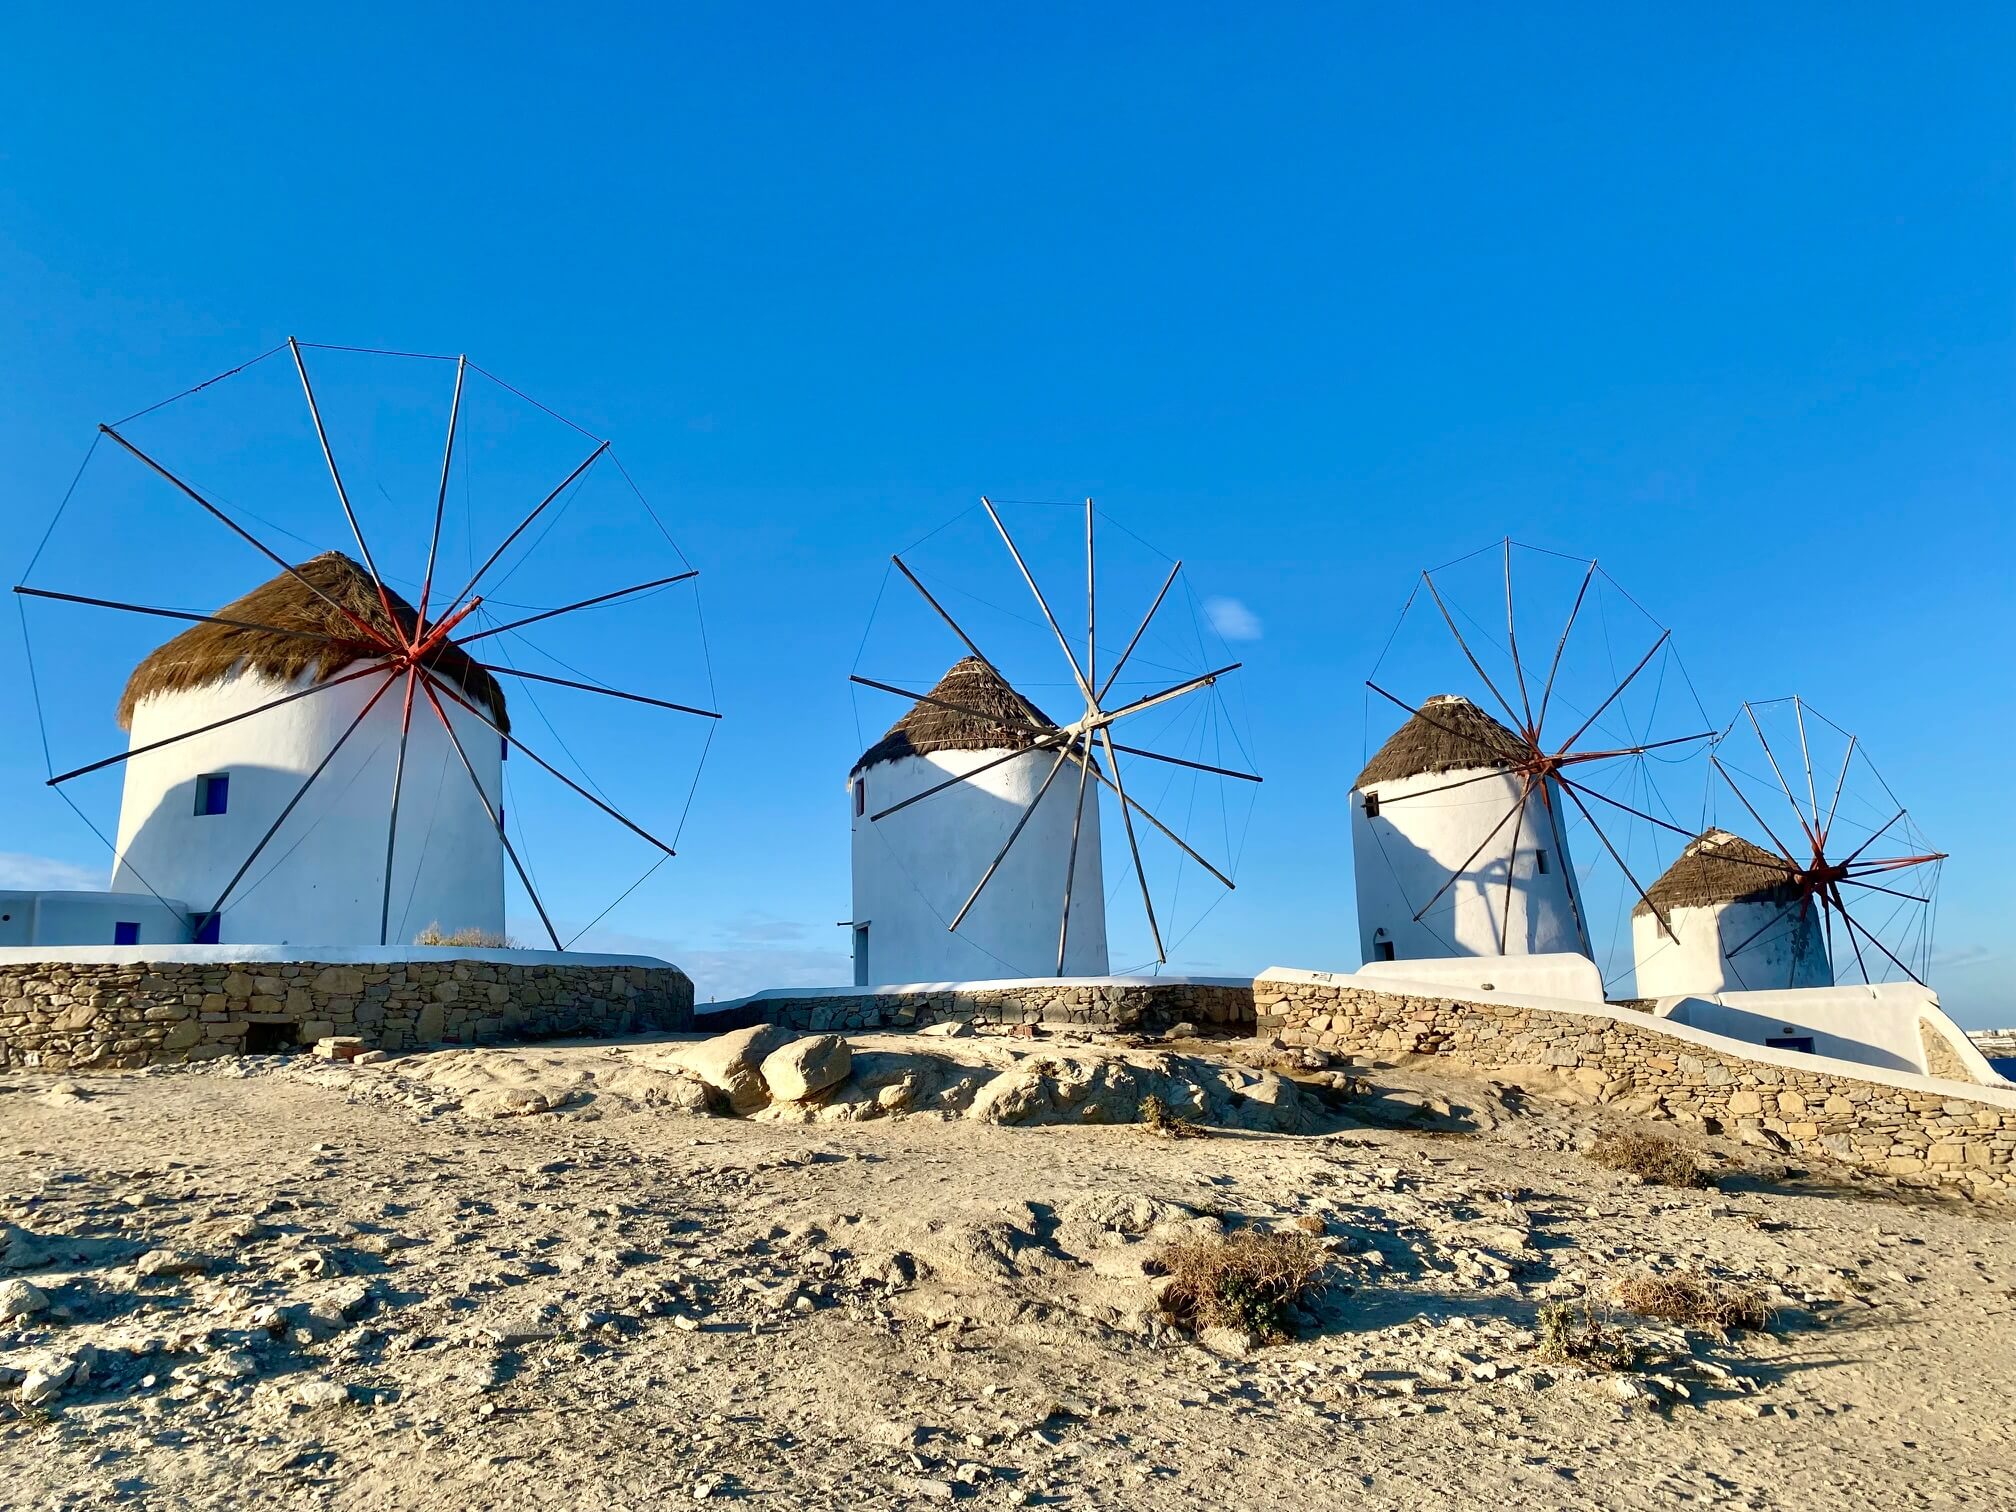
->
xmin=1536 ymin=1298 xmax=1636 ymax=1370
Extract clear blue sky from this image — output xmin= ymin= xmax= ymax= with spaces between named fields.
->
xmin=3 ymin=5 xmax=2010 ymax=1022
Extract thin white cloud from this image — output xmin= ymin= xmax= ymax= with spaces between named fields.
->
xmin=1204 ymin=596 xmax=1262 ymax=642
xmin=0 ymin=852 xmax=103 ymax=891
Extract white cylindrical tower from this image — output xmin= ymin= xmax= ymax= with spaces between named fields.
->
xmin=108 ymin=553 xmax=507 ymax=946
xmin=1632 ymin=828 xmax=1831 ymax=997
xmin=848 ymin=657 xmax=1108 ymax=984
xmin=1350 ymin=693 xmax=1589 ymax=963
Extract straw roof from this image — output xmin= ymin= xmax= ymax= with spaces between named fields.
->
xmin=1353 ymin=694 xmax=1528 ymax=788
xmin=117 ymin=552 xmax=508 ymax=732
xmin=1633 ymin=828 xmax=1796 ymax=916
xmin=853 ymin=657 xmax=1056 ymax=775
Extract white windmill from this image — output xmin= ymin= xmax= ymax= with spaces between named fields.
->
xmin=847 ymin=498 xmax=1260 ymax=983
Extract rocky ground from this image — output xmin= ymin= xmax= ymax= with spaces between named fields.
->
xmin=0 ymin=1023 xmax=2012 ymax=1510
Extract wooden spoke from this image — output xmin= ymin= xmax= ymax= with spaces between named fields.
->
xmin=48 ymin=662 xmax=388 ymax=786
xmin=290 ymin=337 xmax=401 ymax=639
xmin=207 ymin=669 xmax=400 ymax=923
xmin=1743 ymin=703 xmax=1818 ymax=850
xmin=1533 ymin=558 xmax=1596 ymax=744
xmin=949 ymin=743 xmax=1076 ymax=932
xmin=1097 ymin=727 xmax=1165 ymax=964
xmin=99 ymin=424 xmax=392 ymax=648
xmin=981 ymin=497 xmax=1092 ymax=703
xmin=419 ymin=676 xmax=562 ymax=951
xmin=1557 ymin=730 xmax=1715 ymax=764
xmin=423 ymin=668 xmax=676 ymax=856
xmin=1710 ymin=756 xmax=1799 ymax=862
xmin=1367 ymin=767 xmax=1516 ymax=807
xmin=1556 ymin=774 xmax=1696 ymax=842
xmin=418 ymin=355 xmax=467 ymax=626
xmin=1367 ymin=679 xmax=1529 ymax=765
xmin=1838 ymin=809 xmax=1905 ymax=868
xmin=1498 ymin=774 xmax=1532 ymax=954
xmin=479 ymin=663 xmax=720 ymax=720
xmin=888 ymin=555 xmax=1037 ymax=724
xmin=1421 ymin=571 xmax=1526 ymax=735
xmin=1840 ymin=877 xmax=1929 ymax=904
xmin=1056 ymin=734 xmax=1094 ymax=974
xmin=1502 ymin=539 xmax=1535 ymax=735
xmin=1559 ymin=782 xmax=1675 ymax=942
xmin=1793 ymin=696 xmax=1822 ymax=836
xmin=434 ymin=439 xmax=610 ymax=627
xmin=1821 ymin=734 xmax=1857 ymax=849
xmin=13 ymin=585 xmax=345 ymax=645
xmin=1105 ymin=741 xmax=1261 ymax=783
xmin=1556 ymin=629 xmax=1670 ymax=756
xmin=379 ymin=667 xmax=422 ymax=946
xmin=1103 ymin=662 xmax=1241 ymax=723
xmin=1409 ymin=791 xmax=1528 ymax=923
xmin=456 ymin=571 xmax=698 ymax=645
xmin=1097 ymin=559 xmax=1180 ymax=702
xmin=1834 ymin=893 xmax=1927 ymax=986
xmin=1080 ymin=758 xmax=1235 ymax=891
xmin=866 ymin=738 xmax=1067 ymax=823
xmin=850 ymin=674 xmax=1031 ymax=739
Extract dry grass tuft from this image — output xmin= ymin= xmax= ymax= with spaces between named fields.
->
xmin=1536 ymin=1299 xmax=1636 ymax=1370
xmin=1588 ymin=1130 xmax=1709 ymax=1189
xmin=1612 ymin=1270 xmax=1773 ymax=1333
xmin=1139 ymin=1094 xmax=1207 ymax=1140
xmin=415 ymin=924 xmax=519 ymax=948
xmin=1159 ymin=1230 xmax=1327 ymax=1343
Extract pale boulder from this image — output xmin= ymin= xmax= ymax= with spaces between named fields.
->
xmin=760 ymin=1036 xmax=853 ymax=1103
xmin=674 ymin=1024 xmax=796 ymax=1113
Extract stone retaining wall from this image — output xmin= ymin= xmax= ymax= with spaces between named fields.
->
xmin=1255 ymin=974 xmax=2016 ymax=1200
xmin=0 ymin=958 xmax=694 ymax=1070
xmin=754 ymin=980 xmax=1255 ymax=1034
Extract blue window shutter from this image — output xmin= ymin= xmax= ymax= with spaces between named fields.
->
xmin=114 ymin=921 xmax=140 ymax=945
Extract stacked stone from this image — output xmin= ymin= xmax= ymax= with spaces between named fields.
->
xmin=765 ymin=982 xmax=1256 ymax=1034
xmin=1254 ymin=974 xmax=2016 ymax=1200
xmin=0 ymin=959 xmax=694 ymax=1070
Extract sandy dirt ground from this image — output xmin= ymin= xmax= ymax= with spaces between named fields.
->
xmin=0 ymin=1028 xmax=2012 ymax=1510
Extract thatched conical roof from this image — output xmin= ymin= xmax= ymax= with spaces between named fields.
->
xmin=118 ymin=551 xmax=509 ymax=732
xmin=853 ymin=657 xmax=1055 ymax=775
xmin=1354 ymin=694 xmax=1527 ymax=789
xmin=1633 ymin=828 xmax=1796 ymax=916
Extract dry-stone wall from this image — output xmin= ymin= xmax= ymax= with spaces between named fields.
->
xmin=757 ymin=980 xmax=1254 ymax=1034
xmin=1254 ymin=974 xmax=2016 ymax=1200
xmin=1918 ymin=1020 xmax=1976 ymax=1085
xmin=0 ymin=958 xmax=693 ymax=1070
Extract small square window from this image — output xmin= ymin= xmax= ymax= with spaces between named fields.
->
xmin=1363 ymin=791 xmax=1380 ymax=819
xmin=1534 ymin=848 xmax=1549 ymax=875
xmin=192 ymin=912 xmax=221 ymax=945
xmin=1374 ymin=938 xmax=1396 ymax=962
xmin=113 ymin=921 xmax=140 ymax=946
xmin=854 ymin=778 xmax=866 ymax=818
xmin=1765 ymin=1035 xmax=1816 ymax=1055
xmin=194 ymin=773 xmax=230 ymax=816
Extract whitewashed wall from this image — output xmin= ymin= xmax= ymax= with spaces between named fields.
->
xmin=1632 ymin=897 xmax=1832 ymax=998
xmin=849 ymin=747 xmax=1108 ymax=983
xmin=1656 ymin=983 xmax=1940 ymax=1075
xmin=0 ymin=890 xmax=193 ymax=948
xmin=111 ymin=666 xmax=505 ymax=946
xmin=1350 ymin=766 xmax=1587 ymax=963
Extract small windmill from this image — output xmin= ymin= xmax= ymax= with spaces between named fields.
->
xmin=1356 ymin=539 xmax=1714 ymax=965
xmin=849 ymin=498 xmax=1261 ymax=976
xmin=14 ymin=339 xmax=717 ymax=950
xmin=1703 ymin=696 xmax=1945 ymax=987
